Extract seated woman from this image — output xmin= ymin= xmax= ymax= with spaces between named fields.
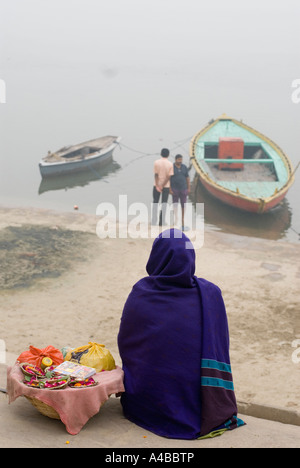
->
xmin=118 ymin=229 xmax=244 ymax=439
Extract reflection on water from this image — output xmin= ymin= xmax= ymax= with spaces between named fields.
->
xmin=38 ymin=160 xmax=121 ymax=195
xmin=190 ymin=175 xmax=292 ymax=241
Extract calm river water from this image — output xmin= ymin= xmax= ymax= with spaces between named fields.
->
xmin=0 ymin=0 xmax=299 ymax=242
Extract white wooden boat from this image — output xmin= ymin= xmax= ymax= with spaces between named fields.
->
xmin=39 ymin=135 xmax=121 ymax=178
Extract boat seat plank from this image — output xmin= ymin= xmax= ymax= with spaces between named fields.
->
xmin=219 ymin=181 xmax=282 ymax=198
xmin=203 ymin=158 xmax=274 ymax=164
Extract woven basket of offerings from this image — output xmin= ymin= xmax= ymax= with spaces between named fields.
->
xmin=25 ymin=396 xmax=60 ymax=420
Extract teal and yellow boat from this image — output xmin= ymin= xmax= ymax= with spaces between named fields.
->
xmin=190 ymin=114 xmax=294 ymax=213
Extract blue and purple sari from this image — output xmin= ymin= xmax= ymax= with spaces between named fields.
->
xmin=118 ymin=229 xmax=244 ymax=439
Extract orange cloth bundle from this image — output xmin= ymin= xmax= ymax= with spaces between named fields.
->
xmin=17 ymin=345 xmax=64 ymax=368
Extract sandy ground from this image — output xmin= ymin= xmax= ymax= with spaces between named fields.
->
xmin=0 ymin=205 xmax=299 ymax=448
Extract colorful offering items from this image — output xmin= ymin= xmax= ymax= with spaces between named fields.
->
xmin=22 ymin=376 xmax=97 ymax=389
xmin=17 ymin=345 xmax=64 ymax=368
xmin=43 ymin=365 xmax=64 ymax=379
xmin=20 ymin=363 xmax=46 ymax=379
xmin=20 ymin=362 xmax=97 ymax=390
xmin=41 ymin=357 xmax=53 ymax=370
xmin=64 ymin=342 xmax=116 ymax=373
xmin=45 ymin=365 xmax=57 ymax=372
xmin=53 ymin=361 xmax=96 ymax=380
xmin=69 ymin=377 xmax=98 ymax=388
xmin=23 ymin=374 xmax=70 ymax=390
xmin=41 ymin=378 xmax=69 ymax=389
xmin=23 ymin=377 xmax=40 ymax=388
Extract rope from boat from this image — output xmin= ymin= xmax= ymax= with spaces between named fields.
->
xmin=290 ymin=160 xmax=300 ymax=180
xmin=117 ymin=137 xmax=194 ymax=170
xmin=290 ymin=226 xmax=300 ymax=239
xmin=117 ymin=143 xmax=159 ymax=169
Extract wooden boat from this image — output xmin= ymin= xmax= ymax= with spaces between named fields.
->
xmin=39 ymin=135 xmax=121 ymax=178
xmin=189 ymin=114 xmax=294 ymax=213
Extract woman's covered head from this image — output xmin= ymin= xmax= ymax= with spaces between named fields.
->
xmin=146 ymin=229 xmax=195 ymax=286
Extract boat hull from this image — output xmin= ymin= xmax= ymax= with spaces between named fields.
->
xmin=191 ymin=175 xmax=292 ymax=240
xmin=198 ymin=172 xmax=289 ymax=213
xmin=190 ymin=115 xmax=294 ymax=214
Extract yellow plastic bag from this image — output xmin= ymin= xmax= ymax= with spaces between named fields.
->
xmin=65 ymin=342 xmax=116 ymax=372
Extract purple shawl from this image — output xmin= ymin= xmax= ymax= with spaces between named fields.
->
xmin=118 ymin=229 xmax=243 ymax=439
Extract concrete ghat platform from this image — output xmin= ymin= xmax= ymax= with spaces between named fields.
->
xmin=0 ymin=366 xmax=299 ymax=449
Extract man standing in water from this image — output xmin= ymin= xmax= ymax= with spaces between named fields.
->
xmin=151 ymin=148 xmax=174 ymax=226
xmin=170 ymin=154 xmax=190 ymax=230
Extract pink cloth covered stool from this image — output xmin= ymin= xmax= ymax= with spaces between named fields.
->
xmin=7 ymin=363 xmax=124 ymax=435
